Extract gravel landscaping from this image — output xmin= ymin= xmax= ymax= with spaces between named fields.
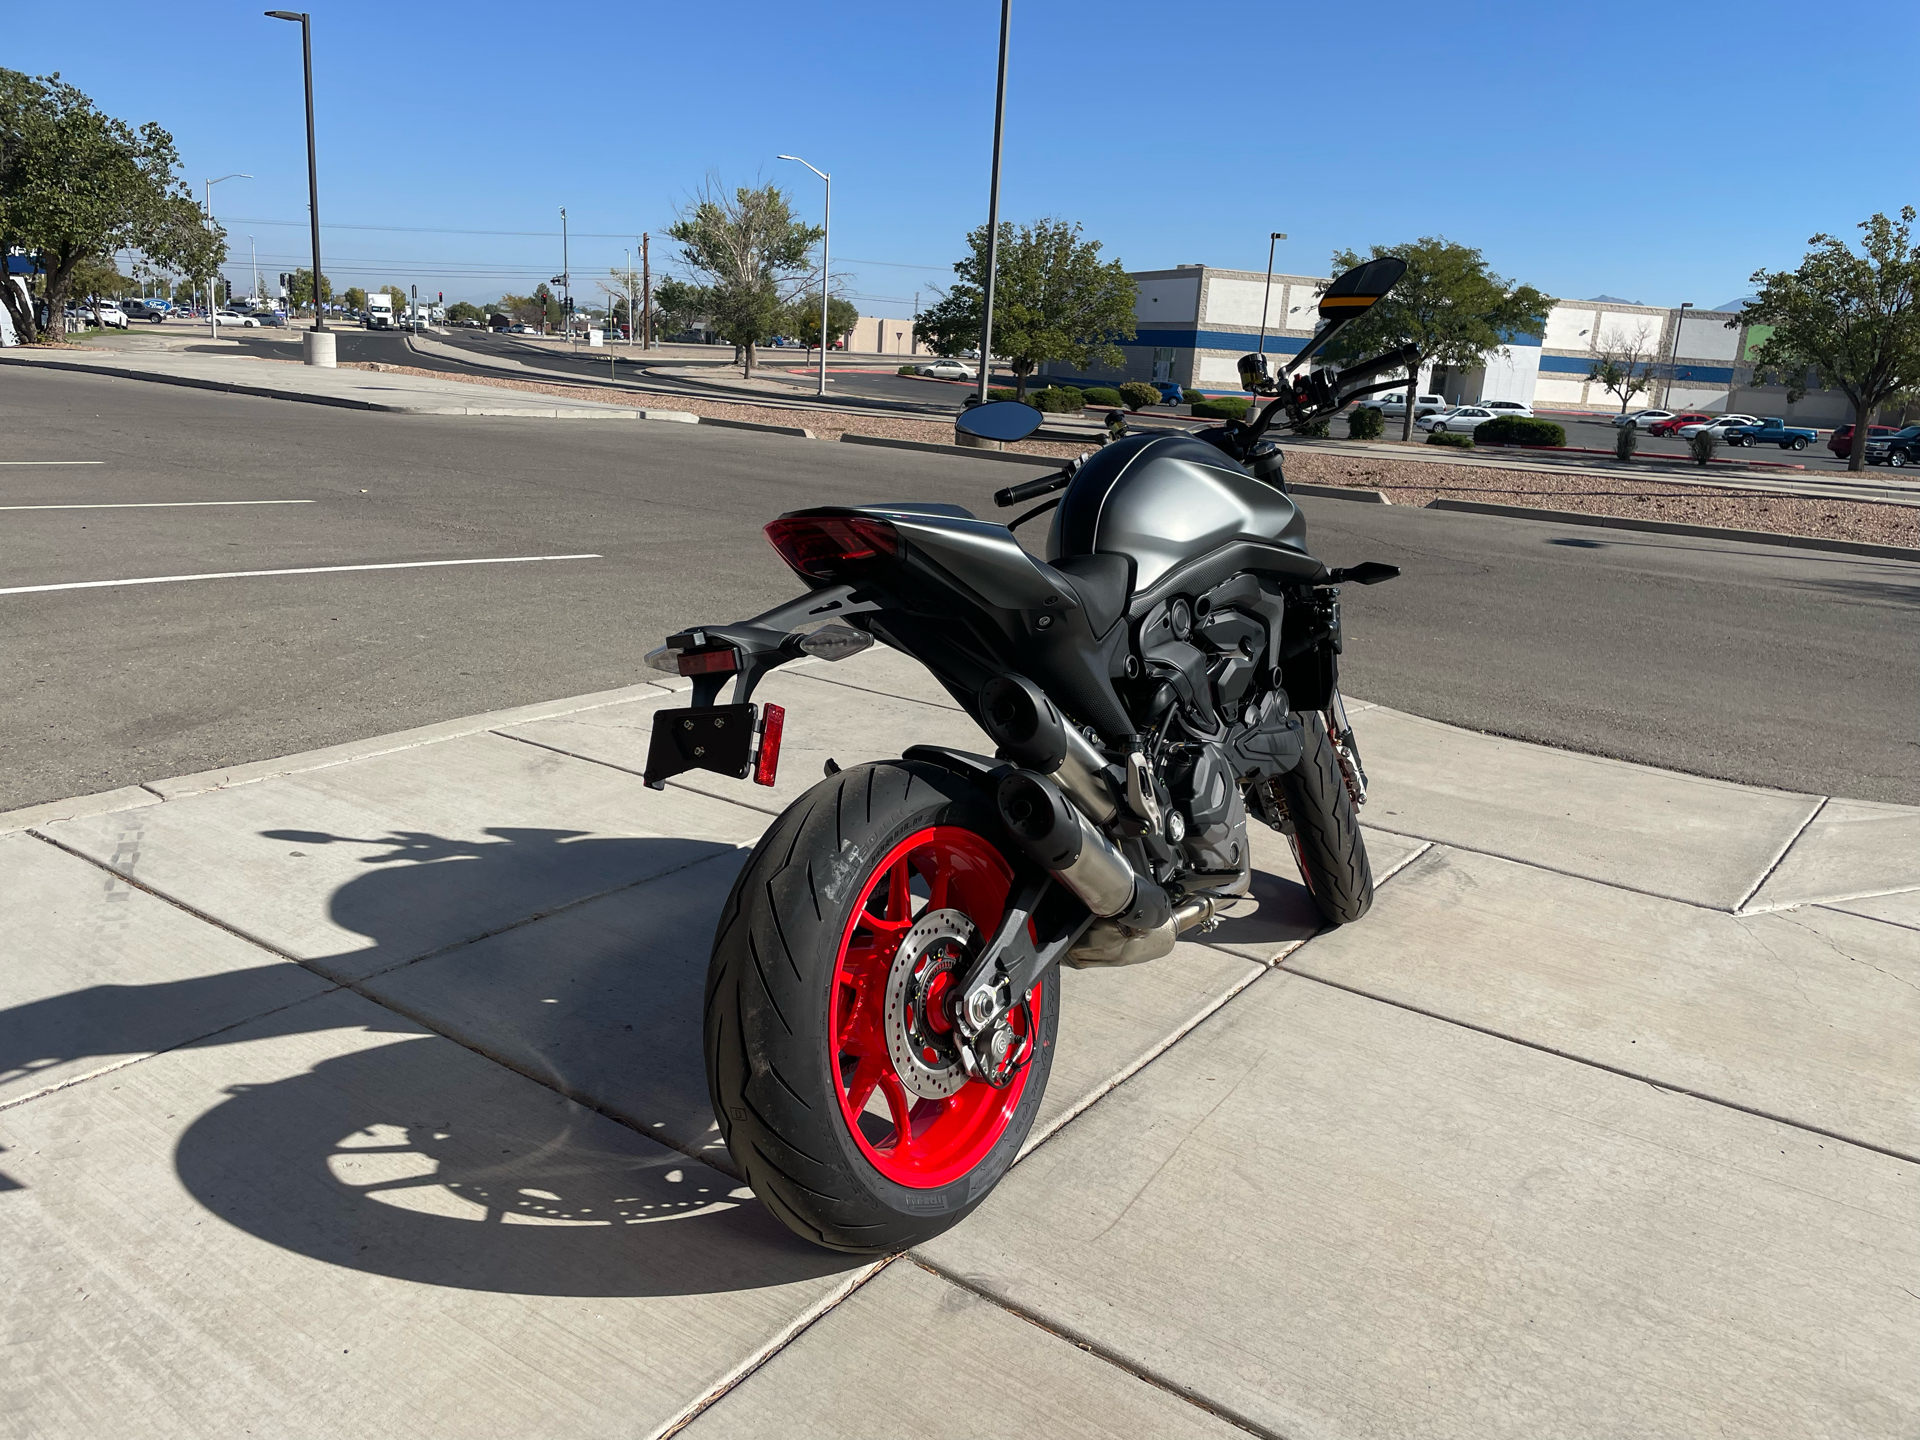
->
xmin=315 ymin=363 xmax=1916 ymax=550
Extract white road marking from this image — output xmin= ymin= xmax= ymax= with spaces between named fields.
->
xmin=0 ymin=460 xmax=105 ymax=466
xmin=0 ymin=500 xmax=317 ymax=511
xmin=0 ymin=554 xmax=603 ymax=597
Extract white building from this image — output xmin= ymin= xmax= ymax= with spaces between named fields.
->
xmin=1042 ymin=263 xmax=1864 ymax=426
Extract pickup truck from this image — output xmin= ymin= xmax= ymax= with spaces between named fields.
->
xmin=1722 ymin=416 xmax=1817 ymax=451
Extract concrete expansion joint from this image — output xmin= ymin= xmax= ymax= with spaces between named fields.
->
xmin=907 ymin=1256 xmax=1284 ymax=1440
xmin=1733 ymin=796 xmax=1830 ymax=913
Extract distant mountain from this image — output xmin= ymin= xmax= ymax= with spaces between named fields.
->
xmin=1586 ymin=294 xmax=1641 ymax=305
xmin=1714 ymin=297 xmax=1757 ymax=313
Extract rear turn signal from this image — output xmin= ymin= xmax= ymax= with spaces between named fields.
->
xmin=754 ymin=703 xmax=785 ymax=786
xmin=764 ymin=516 xmax=899 ymax=580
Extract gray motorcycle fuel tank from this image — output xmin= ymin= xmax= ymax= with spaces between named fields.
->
xmin=1046 ymin=432 xmax=1313 ymax=595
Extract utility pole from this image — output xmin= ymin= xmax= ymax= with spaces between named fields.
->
xmin=975 ymin=0 xmax=1011 ymax=405
xmin=641 ymin=232 xmax=651 ymax=349
xmin=560 ymin=206 xmax=571 ymax=350
xmin=1255 ymin=231 xmax=1287 ymax=360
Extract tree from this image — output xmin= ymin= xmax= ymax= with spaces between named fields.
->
xmin=0 ymin=69 xmax=225 ymax=342
xmin=650 ymin=277 xmax=711 ymax=340
xmin=445 ymin=301 xmax=483 ymax=324
xmin=342 ymin=286 xmax=368 ymax=313
xmin=667 ymin=181 xmax=822 ymax=376
xmin=1586 ymin=320 xmax=1658 ymax=413
xmin=1738 ymin=207 xmax=1920 ymax=472
xmin=786 ymin=294 xmax=859 ymax=351
xmin=1327 ymin=237 xmax=1553 ymax=441
xmin=66 ymin=254 xmax=136 ymax=318
xmin=915 ymin=219 xmax=1136 ymax=398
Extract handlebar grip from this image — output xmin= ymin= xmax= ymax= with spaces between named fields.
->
xmin=1332 ymin=343 xmax=1421 ymax=392
xmin=994 ymin=470 xmax=1072 ymax=508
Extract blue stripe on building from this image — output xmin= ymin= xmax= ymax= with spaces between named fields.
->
xmin=1539 ymin=354 xmax=1734 ymax=384
xmin=1118 ymin=328 xmax=1309 ymax=354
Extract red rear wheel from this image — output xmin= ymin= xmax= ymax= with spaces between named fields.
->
xmin=830 ymin=826 xmax=1038 ymax=1188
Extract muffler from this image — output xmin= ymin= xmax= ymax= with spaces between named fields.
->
xmin=980 ymin=675 xmax=1118 ymax=825
xmin=995 ymin=769 xmax=1174 ymax=966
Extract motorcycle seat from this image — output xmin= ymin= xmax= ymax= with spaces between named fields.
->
xmin=1046 ymin=552 xmax=1132 ymax=638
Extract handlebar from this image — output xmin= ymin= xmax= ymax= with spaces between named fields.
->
xmin=1332 ymin=343 xmax=1421 ymax=396
xmin=993 ymin=470 xmax=1072 ymax=508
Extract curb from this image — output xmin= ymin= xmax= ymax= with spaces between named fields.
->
xmin=1475 ymin=440 xmax=1808 ymax=472
xmin=698 ymin=416 xmax=815 ymax=439
xmin=1423 ymin=499 xmax=1920 ymax=562
xmin=838 ymin=433 xmax=1066 ymax=466
xmin=1290 ymin=482 xmax=1391 ymax=504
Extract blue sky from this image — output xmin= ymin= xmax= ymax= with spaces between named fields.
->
xmin=11 ymin=0 xmax=1917 ymax=313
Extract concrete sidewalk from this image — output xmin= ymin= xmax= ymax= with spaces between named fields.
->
xmin=0 ymin=341 xmax=648 ymax=419
xmin=3 ymin=647 xmax=1915 ymax=1438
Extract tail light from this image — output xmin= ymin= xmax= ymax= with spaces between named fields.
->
xmin=764 ymin=516 xmax=899 ymax=580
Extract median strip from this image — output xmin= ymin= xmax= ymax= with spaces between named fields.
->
xmin=0 ymin=500 xmax=318 ymax=511
xmin=0 ymin=554 xmax=602 ymax=597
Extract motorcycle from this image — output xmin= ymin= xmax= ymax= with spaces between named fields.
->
xmin=642 ymin=257 xmax=1415 ymax=1253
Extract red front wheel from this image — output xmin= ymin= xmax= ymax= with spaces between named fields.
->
xmin=705 ymin=761 xmax=1058 ymax=1254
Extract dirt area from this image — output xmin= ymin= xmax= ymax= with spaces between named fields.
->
xmin=1277 ymin=449 xmax=1917 ymax=549
xmin=245 ymin=357 xmax=1915 ymax=550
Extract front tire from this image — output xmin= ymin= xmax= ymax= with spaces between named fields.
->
xmin=704 ymin=760 xmax=1057 ymax=1254
xmin=1281 ymin=712 xmax=1374 ymax=926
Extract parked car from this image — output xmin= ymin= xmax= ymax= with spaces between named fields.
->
xmin=123 ymin=299 xmax=170 ymax=322
xmin=507 ymin=323 xmax=539 ymax=335
xmin=1865 ymin=425 xmax=1920 ymax=467
xmin=1647 ymin=412 xmax=1713 ymax=437
xmin=1722 ymin=417 xmax=1818 ymax=450
xmin=1829 ymin=423 xmax=1899 ymax=458
xmin=213 ymin=310 xmax=261 ymax=328
xmin=1480 ymin=399 xmax=1533 ymax=417
xmin=258 ymin=310 xmax=289 ymax=327
xmin=1363 ymin=392 xmax=1448 ymax=418
xmin=1416 ymin=405 xmax=1500 ymax=434
xmin=92 ymin=302 xmax=129 ymax=329
xmin=1613 ymin=408 xmax=1674 ymax=429
xmin=916 ymin=359 xmax=977 ymax=381
xmin=1676 ymin=414 xmax=1760 ymax=439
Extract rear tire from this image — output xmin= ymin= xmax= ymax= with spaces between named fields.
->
xmin=704 ymin=760 xmax=1058 ymax=1255
xmin=1281 ymin=712 xmax=1374 ymax=926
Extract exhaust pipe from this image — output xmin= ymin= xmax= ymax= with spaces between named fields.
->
xmin=980 ymin=675 xmax=1117 ymax=825
xmin=996 ymin=769 xmax=1175 ymax=967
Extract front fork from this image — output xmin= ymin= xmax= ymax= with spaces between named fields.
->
xmin=1325 ymin=689 xmax=1368 ymax=807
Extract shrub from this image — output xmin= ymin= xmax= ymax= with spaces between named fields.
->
xmin=1182 ymin=388 xmax=1208 ymax=406
xmin=1475 ymin=416 xmax=1566 ymax=448
xmin=897 ymin=364 xmax=918 ymax=376
xmin=1347 ymin=406 xmax=1385 ymax=440
xmin=1689 ymin=427 xmax=1719 ymax=466
xmin=1082 ymin=386 xmax=1124 ymax=408
xmin=1189 ymin=395 xmax=1251 ymax=420
xmin=1297 ymin=414 xmax=1331 ymax=438
xmin=1118 ymin=381 xmax=1160 ymax=411
xmin=1615 ymin=423 xmax=1638 ymax=462
xmin=987 ymin=387 xmax=1018 ymax=403
xmin=1427 ymin=431 xmax=1475 ymax=449
xmin=1030 ymin=386 xmax=1086 ymax=413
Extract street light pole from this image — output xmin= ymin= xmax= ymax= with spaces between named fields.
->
xmin=266 ymin=10 xmax=329 ymax=361
xmin=975 ymin=0 xmax=1011 ymax=406
xmin=777 ymin=155 xmax=831 ymax=398
xmin=560 ymin=206 xmax=571 ymax=349
xmin=1664 ymin=301 xmax=1693 ymax=409
xmin=641 ymin=233 xmax=651 ymax=349
xmin=1255 ymin=230 xmax=1287 ymax=359
xmin=202 ymin=172 xmax=250 ymax=339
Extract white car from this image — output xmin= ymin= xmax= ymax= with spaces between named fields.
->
xmin=1614 ymin=408 xmax=1674 ymax=429
xmin=91 ymin=302 xmax=129 ymax=328
xmin=1416 ymin=405 xmax=1500 ymax=434
xmin=1676 ymin=413 xmax=1759 ymax=438
xmin=213 ymin=310 xmax=261 ymax=328
xmin=1364 ymin=392 xmax=1448 ymax=418
xmin=917 ymin=359 xmax=977 ymax=381
xmin=1479 ymin=399 xmax=1532 ymax=417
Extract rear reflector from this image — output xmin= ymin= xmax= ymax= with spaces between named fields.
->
xmin=764 ymin=516 xmax=899 ymax=579
xmin=754 ymin=703 xmax=785 ymax=786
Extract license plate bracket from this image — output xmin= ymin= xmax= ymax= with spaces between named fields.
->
xmin=643 ymin=704 xmax=757 ymax=789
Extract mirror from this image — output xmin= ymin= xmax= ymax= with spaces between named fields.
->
xmin=1317 ymin=256 xmax=1408 ymax=321
xmin=955 ymin=399 xmax=1044 ymax=443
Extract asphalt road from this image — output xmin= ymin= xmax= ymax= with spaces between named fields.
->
xmin=3 ymin=366 xmax=1913 ymax=811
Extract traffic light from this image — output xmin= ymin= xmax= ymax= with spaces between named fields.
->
xmin=437 ymin=291 xmax=443 ymax=303
xmin=222 ymin=279 xmax=232 ymax=303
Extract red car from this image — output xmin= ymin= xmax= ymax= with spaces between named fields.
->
xmin=1829 ymin=423 xmax=1897 ymax=458
xmin=1647 ymin=412 xmax=1712 ymax=437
